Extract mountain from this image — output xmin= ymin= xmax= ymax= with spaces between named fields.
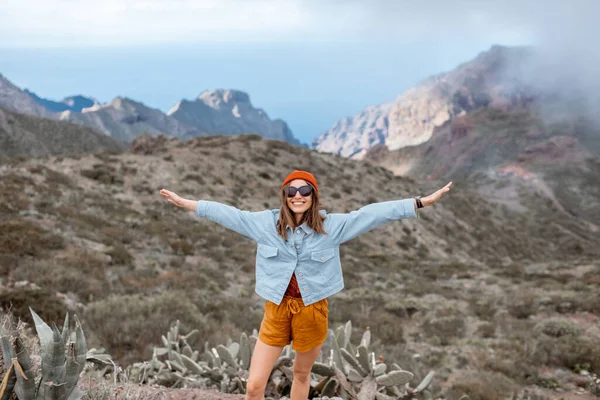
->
xmin=0 ymin=107 xmax=126 ymax=159
xmin=168 ymin=89 xmax=301 ymax=144
xmin=313 ymin=44 xmax=600 ymax=231
xmin=0 ymin=74 xmax=301 ymax=145
xmin=61 ymin=97 xmax=200 ymax=142
xmin=25 ymin=90 xmax=97 ymax=112
xmin=364 ymin=106 xmax=600 ymax=225
xmin=313 ymin=45 xmax=538 ymax=158
xmin=0 ymin=74 xmax=56 ymax=119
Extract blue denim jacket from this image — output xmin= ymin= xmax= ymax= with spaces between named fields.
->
xmin=195 ymin=199 xmax=417 ymax=306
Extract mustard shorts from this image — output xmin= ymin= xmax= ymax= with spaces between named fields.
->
xmin=258 ymin=296 xmax=329 ymax=352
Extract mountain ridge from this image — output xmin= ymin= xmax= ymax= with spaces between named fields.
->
xmin=0 ymin=74 xmax=301 ymax=144
xmin=313 ymin=45 xmax=538 ymax=158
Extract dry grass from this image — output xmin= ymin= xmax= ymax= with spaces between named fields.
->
xmin=1 ymin=134 xmax=599 ymax=398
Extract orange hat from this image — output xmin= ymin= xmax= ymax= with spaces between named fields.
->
xmin=281 ymin=170 xmax=318 ymax=192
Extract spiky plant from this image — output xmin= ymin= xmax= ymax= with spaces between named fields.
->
xmin=127 ymin=320 xmax=256 ymax=393
xmin=309 ymin=321 xmax=434 ymax=399
xmin=132 ymin=319 xmax=434 ymax=399
xmin=0 ymin=308 xmax=87 ymax=400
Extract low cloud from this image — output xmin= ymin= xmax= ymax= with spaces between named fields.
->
xmin=0 ymin=0 xmax=580 ymax=47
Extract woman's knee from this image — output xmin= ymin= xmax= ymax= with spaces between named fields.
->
xmin=246 ymin=378 xmax=267 ymax=397
xmin=291 ymin=367 xmax=311 ymax=384
xmin=292 ymin=363 xmax=312 ymax=383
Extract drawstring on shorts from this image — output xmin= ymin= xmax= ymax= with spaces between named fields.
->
xmin=286 ymin=297 xmax=301 ymax=317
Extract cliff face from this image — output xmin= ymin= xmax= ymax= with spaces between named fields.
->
xmin=168 ymin=89 xmax=301 ymax=144
xmin=313 ymin=45 xmax=537 ymax=158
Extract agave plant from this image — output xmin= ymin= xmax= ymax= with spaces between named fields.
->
xmin=0 ymin=308 xmax=87 ymax=400
xmin=127 ymin=320 xmax=255 ymax=393
xmin=308 ymin=321 xmax=434 ymax=399
xmin=131 ymin=319 xmax=434 ymax=399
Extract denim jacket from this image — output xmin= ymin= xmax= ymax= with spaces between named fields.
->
xmin=195 ymin=199 xmax=417 ymax=306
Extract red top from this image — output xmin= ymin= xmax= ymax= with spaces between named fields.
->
xmin=284 ymin=273 xmax=301 ymax=298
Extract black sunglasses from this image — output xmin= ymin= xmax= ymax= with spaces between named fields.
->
xmin=285 ymin=185 xmax=313 ymax=198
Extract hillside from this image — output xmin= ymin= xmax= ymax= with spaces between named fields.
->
xmin=1 ymin=134 xmax=598 ymax=398
xmin=0 ymin=74 xmax=55 ymax=118
xmin=363 ymin=108 xmax=600 ymax=227
xmin=0 ymin=107 xmax=126 ymax=160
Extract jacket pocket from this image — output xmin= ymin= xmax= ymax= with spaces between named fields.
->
xmin=257 ymin=244 xmax=278 ymax=276
xmin=310 ymin=247 xmax=335 ymax=263
xmin=259 ymin=244 xmax=278 ymax=258
xmin=310 ymin=247 xmax=340 ymax=283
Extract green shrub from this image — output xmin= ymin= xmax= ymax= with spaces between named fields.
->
xmin=0 ymin=287 xmax=66 ymax=325
xmin=421 ymin=307 xmax=466 ymax=346
xmin=533 ymin=318 xmax=583 ymax=338
xmin=476 ymin=322 xmax=496 ymax=338
xmin=105 ymin=243 xmax=133 ymax=265
xmin=84 ymin=291 xmax=213 ymax=365
xmin=80 ymin=163 xmax=123 ymax=185
xmin=383 ymin=298 xmax=422 ymax=318
xmin=469 ymin=298 xmax=498 ymax=321
xmin=14 ymin=258 xmax=109 ymax=302
xmin=506 ymin=292 xmax=539 ymax=319
xmin=0 ymin=218 xmax=65 ymax=257
xmin=183 ymin=173 xmax=206 ymax=185
xmin=237 ymin=133 xmax=263 ymax=142
xmin=447 ymin=371 xmax=518 ymax=400
xmin=533 ymin=335 xmax=600 ymax=373
xmin=258 ymin=171 xmax=272 ymax=180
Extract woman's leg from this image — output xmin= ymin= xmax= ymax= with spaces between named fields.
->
xmin=290 ymin=343 xmax=323 ymax=400
xmin=246 ymin=338 xmax=284 ymax=400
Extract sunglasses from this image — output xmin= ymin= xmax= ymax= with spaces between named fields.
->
xmin=285 ymin=185 xmax=313 ymax=198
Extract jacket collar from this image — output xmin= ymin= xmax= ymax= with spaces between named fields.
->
xmin=281 ymin=210 xmax=327 ymax=235
xmin=287 ymin=222 xmax=313 ymax=235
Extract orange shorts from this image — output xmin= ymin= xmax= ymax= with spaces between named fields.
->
xmin=258 ymin=296 xmax=329 ymax=352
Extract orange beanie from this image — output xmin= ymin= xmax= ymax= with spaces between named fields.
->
xmin=281 ymin=170 xmax=318 ymax=192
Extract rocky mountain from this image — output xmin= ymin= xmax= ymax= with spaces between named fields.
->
xmin=313 ymin=44 xmax=600 ymax=233
xmin=0 ymin=74 xmax=56 ymax=119
xmin=167 ymin=89 xmax=301 ymax=144
xmin=0 ymin=108 xmax=126 ymax=159
xmin=313 ymin=45 xmax=538 ymax=158
xmin=0 ymin=74 xmax=301 ymax=144
xmin=25 ymin=90 xmax=97 ymax=112
xmin=365 ymin=105 xmax=600 ymax=222
xmin=61 ymin=97 xmax=200 ymax=142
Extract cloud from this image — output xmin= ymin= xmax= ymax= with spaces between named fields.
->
xmin=0 ymin=0 xmax=314 ymax=46
xmin=1 ymin=0 xmax=598 ymax=54
xmin=0 ymin=0 xmax=538 ymax=47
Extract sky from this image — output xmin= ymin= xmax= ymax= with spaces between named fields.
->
xmin=0 ymin=0 xmax=597 ymax=144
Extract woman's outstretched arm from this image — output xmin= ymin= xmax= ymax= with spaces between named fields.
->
xmin=160 ymin=189 xmax=197 ymax=211
xmin=327 ymin=182 xmax=452 ymax=244
xmin=159 ymin=188 xmax=268 ymax=242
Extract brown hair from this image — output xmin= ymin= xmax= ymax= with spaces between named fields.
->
xmin=276 ymin=183 xmax=326 ymax=241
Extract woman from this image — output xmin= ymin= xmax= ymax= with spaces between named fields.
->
xmin=159 ymin=170 xmax=451 ymax=400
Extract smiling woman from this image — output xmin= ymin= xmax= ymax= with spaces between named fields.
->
xmin=159 ymin=170 xmax=452 ymax=400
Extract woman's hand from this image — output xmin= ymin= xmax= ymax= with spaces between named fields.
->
xmin=160 ymin=188 xmax=195 ymax=210
xmin=422 ymin=181 xmax=452 ymax=206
